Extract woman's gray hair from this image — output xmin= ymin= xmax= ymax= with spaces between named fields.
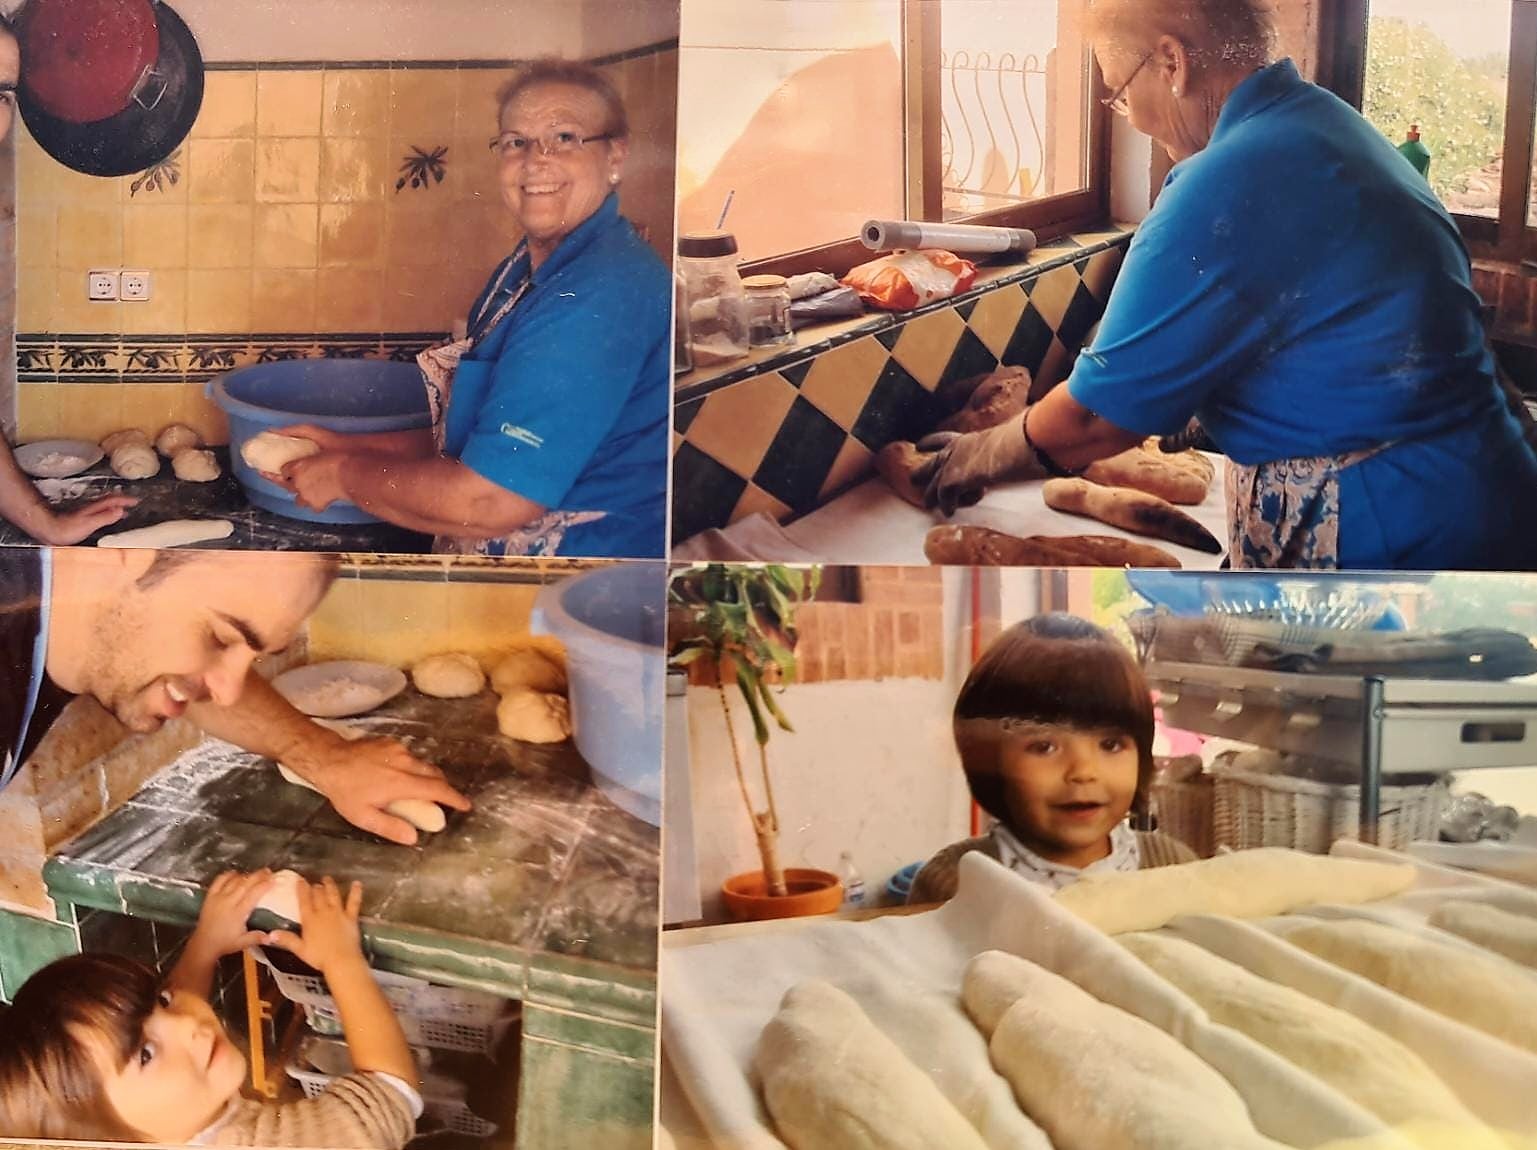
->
xmin=1086 ymin=0 xmax=1277 ymax=67
xmin=495 ymin=58 xmax=629 ymax=138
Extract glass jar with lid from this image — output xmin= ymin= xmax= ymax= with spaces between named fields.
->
xmin=742 ymin=274 xmax=794 ymax=348
xmin=677 ymin=231 xmax=750 ymax=367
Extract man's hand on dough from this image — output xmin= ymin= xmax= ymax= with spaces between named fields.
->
xmin=39 ymin=493 xmax=139 ymax=545
xmin=304 ymin=737 xmax=472 ymax=845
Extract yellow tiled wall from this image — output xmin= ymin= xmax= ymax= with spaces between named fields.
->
xmin=16 ymin=48 xmax=678 ymax=443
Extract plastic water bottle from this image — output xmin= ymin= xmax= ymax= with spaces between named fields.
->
xmin=839 ymin=852 xmax=867 ymax=908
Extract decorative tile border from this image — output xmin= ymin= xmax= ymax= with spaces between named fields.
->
xmin=18 ymin=332 xmax=449 ymax=385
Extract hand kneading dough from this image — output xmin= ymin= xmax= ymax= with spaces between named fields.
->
xmin=1054 ymin=848 xmax=1416 ymax=935
xmin=962 ymin=951 xmax=1283 ymax=1150
xmin=1120 ymin=932 xmax=1482 ymax=1131
xmin=172 ymin=448 xmax=220 ymax=482
xmin=275 ymin=761 xmax=446 ymax=834
xmin=242 ymin=430 xmax=321 ymax=473
xmin=753 ymin=981 xmax=990 ymax=1150
xmin=497 ymin=688 xmax=570 ymax=742
xmin=1428 ymin=901 xmax=1537 ymax=970
xmin=154 ymin=422 xmax=202 ymax=457
xmin=100 ymin=427 xmax=149 ymax=454
xmin=1284 ymin=918 xmax=1537 ymax=1055
xmin=490 ymin=639 xmax=568 ymax=695
xmin=98 ymin=519 xmax=234 ymax=548
xmin=110 ymin=442 xmax=160 ymax=479
xmin=411 ymin=652 xmax=486 ymax=698
xmin=254 ymin=869 xmax=305 ymax=922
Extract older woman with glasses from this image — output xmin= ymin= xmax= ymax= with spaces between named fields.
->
xmin=916 ymin=0 xmax=1537 ymax=571
xmin=274 ymin=59 xmax=669 ymax=559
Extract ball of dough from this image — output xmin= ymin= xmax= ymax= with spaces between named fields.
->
xmin=172 ymin=448 xmax=221 ymax=483
xmin=242 ymin=430 xmax=321 ymax=474
xmin=497 ymin=689 xmax=571 ymax=743
xmin=101 ymin=427 xmax=149 ymax=454
xmin=110 ymin=442 xmax=160 ymax=480
xmin=154 ymin=422 xmax=202 ymax=457
xmin=491 ymin=642 xmax=567 ymax=696
xmin=254 ymin=869 xmax=305 ymax=923
xmin=411 ymin=652 xmax=486 ymax=699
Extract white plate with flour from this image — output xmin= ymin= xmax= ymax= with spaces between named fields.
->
xmin=272 ymin=661 xmax=407 ymax=718
xmin=16 ymin=439 xmax=104 ymax=479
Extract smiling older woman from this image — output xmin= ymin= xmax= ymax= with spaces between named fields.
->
xmin=916 ymin=0 xmax=1537 ymax=571
xmin=278 ymin=59 xmax=670 ymax=559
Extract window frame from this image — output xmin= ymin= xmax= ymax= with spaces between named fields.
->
xmin=1328 ymin=0 xmax=1537 ymax=266
xmin=737 ymin=0 xmax=1113 ymax=280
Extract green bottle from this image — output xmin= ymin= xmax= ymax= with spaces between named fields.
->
xmin=1398 ymin=124 xmax=1431 ymax=178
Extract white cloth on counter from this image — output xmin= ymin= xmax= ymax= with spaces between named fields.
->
xmin=673 ymin=513 xmax=823 ymax=563
xmin=1406 ymin=840 xmax=1537 ymax=887
xmin=993 ymin=820 xmax=1139 ymax=892
xmin=662 ymin=852 xmax=1393 ymax=1150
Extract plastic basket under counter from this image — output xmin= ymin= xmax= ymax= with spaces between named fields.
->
xmin=286 ymin=1036 xmax=498 ymax=1139
xmin=255 ymin=950 xmax=508 ymax=1054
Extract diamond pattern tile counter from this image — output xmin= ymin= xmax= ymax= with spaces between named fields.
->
xmin=43 ymin=687 xmax=659 ymax=1019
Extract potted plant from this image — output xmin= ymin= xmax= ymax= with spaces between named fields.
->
xmin=669 ymin=563 xmax=844 ymax=921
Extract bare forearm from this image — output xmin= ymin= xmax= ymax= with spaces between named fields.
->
xmin=1026 ymin=386 xmax=1145 ymax=471
xmin=187 ymin=670 xmax=337 ymax=768
xmin=165 ymin=938 xmax=220 ymax=997
xmin=325 ymin=952 xmax=418 ymax=1084
xmin=333 ymin=429 xmax=435 ymax=459
xmin=0 ymin=443 xmax=57 ymax=539
xmin=336 ymin=454 xmax=542 ymax=537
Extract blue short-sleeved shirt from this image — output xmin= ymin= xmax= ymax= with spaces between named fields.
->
xmin=444 ymin=193 xmax=670 ymax=559
xmin=1069 ymin=59 xmax=1537 ymax=570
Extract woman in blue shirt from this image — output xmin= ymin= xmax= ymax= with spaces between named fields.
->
xmin=917 ymin=0 xmax=1537 ymax=570
xmin=274 ymin=60 xmax=670 ymax=559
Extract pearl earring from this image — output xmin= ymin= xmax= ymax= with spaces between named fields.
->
xmin=1172 ymin=86 xmax=1182 ymax=96
xmin=609 ymin=173 xmax=620 ymax=184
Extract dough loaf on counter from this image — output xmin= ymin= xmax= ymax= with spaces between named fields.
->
xmin=411 ymin=652 xmax=486 ymax=699
xmin=924 ymin=524 xmax=1181 ymax=568
xmin=1083 ymin=439 xmax=1214 ymax=506
xmin=172 ymin=448 xmax=220 ymax=482
xmin=100 ymin=428 xmax=149 ymax=454
xmin=1042 ymin=477 xmax=1223 ymax=554
xmin=963 ymin=951 xmax=1283 ymax=1150
xmin=1120 ymin=932 xmax=1483 ymax=1131
xmin=1054 ymin=848 xmax=1416 ymax=935
xmin=97 ymin=519 xmax=233 ymax=548
xmin=753 ymin=980 xmax=991 ymax=1150
xmin=110 ymin=442 xmax=160 ymax=479
xmin=490 ymin=639 xmax=568 ymax=696
xmin=1428 ymin=901 xmax=1537 ymax=970
xmin=154 ymin=422 xmax=202 ymax=457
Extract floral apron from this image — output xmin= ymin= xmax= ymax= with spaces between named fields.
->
xmin=1225 ymin=442 xmax=1391 ymax=569
xmin=418 ymin=249 xmax=605 ymax=557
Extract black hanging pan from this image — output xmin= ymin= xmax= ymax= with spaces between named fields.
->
xmin=18 ymin=0 xmax=205 ymax=178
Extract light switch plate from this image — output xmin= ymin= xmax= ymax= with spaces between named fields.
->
xmin=87 ymin=271 xmax=119 ymax=301
xmin=121 ymin=270 xmax=152 ymax=301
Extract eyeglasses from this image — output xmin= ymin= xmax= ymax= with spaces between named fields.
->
xmin=1100 ymin=53 xmax=1151 ymax=117
xmin=488 ymin=130 xmax=616 ymax=159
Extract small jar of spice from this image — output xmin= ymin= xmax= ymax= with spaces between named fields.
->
xmin=742 ymin=274 xmax=794 ymax=348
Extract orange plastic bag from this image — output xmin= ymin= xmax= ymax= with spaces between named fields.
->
xmin=841 ymin=250 xmax=979 ymax=311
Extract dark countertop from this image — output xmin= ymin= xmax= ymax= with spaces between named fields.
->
xmin=44 ymin=688 xmax=660 ymax=1019
xmin=9 ymin=448 xmax=430 ymax=553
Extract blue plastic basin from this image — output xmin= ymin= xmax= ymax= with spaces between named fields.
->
xmin=207 ymin=359 xmax=430 ymax=525
xmin=532 ymin=563 xmax=667 ymax=826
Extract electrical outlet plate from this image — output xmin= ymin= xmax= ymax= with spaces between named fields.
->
xmin=121 ymin=271 xmax=152 ymax=301
xmin=87 ymin=271 xmax=119 ymax=301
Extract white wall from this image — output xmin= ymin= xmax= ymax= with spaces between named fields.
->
xmin=1453 ymin=768 xmax=1537 ymax=814
xmin=1109 ymin=114 xmax=1154 ymax=224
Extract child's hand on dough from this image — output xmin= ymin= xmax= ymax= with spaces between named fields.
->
xmin=190 ymin=869 xmax=275 ymax=959
xmin=266 ymin=875 xmax=366 ymax=975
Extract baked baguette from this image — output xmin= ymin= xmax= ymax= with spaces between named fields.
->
xmin=936 ymin=366 xmax=1032 ymax=434
xmin=1043 ymin=477 xmax=1223 ymax=554
xmin=874 ymin=441 xmax=929 ymax=509
xmin=924 ymin=524 xmax=1181 ymax=568
xmin=1083 ymin=439 xmax=1213 ymax=505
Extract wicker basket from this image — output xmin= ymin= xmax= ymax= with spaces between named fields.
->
xmin=1212 ymin=767 xmax=1448 ymax=854
xmin=1150 ymin=773 xmax=1216 ymax=858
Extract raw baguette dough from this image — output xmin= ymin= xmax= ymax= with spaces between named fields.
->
xmin=172 ymin=448 xmax=220 ymax=482
xmin=496 ymin=689 xmax=570 ymax=743
xmin=1284 ymin=918 xmax=1537 ymax=1054
xmin=97 ymin=519 xmax=234 ymax=548
xmin=1120 ymin=932 xmax=1482 ymax=1130
xmin=411 ymin=652 xmax=486 ymax=699
xmin=1083 ymin=440 xmax=1213 ymax=506
xmin=242 ymin=430 xmax=321 ymax=474
xmin=154 ymin=422 xmax=202 ymax=457
xmin=963 ymin=951 xmax=1283 ymax=1150
xmin=275 ymin=761 xmax=446 ymax=834
xmin=100 ymin=428 xmax=149 ymax=454
xmin=924 ymin=524 xmax=1182 ymax=568
xmin=490 ymin=640 xmax=568 ymax=696
xmin=110 ymin=442 xmax=160 ymax=479
xmin=1054 ymin=848 xmax=1416 ymax=935
xmin=753 ymin=980 xmax=991 ymax=1150
xmin=254 ymin=869 xmax=305 ymax=922
xmin=1428 ymin=901 xmax=1537 ymax=970
xmin=1043 ymin=477 xmax=1223 ymax=554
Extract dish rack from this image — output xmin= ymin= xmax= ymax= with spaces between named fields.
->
xmin=287 ymin=1036 xmax=498 ymax=1138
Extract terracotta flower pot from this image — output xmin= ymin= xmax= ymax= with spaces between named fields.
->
xmin=720 ymin=868 xmax=844 ymax=922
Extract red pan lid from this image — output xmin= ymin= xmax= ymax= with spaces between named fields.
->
xmin=18 ymin=0 xmax=160 ymax=125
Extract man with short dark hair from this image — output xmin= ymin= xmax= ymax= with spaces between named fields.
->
xmin=0 ymin=548 xmax=470 ymax=845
